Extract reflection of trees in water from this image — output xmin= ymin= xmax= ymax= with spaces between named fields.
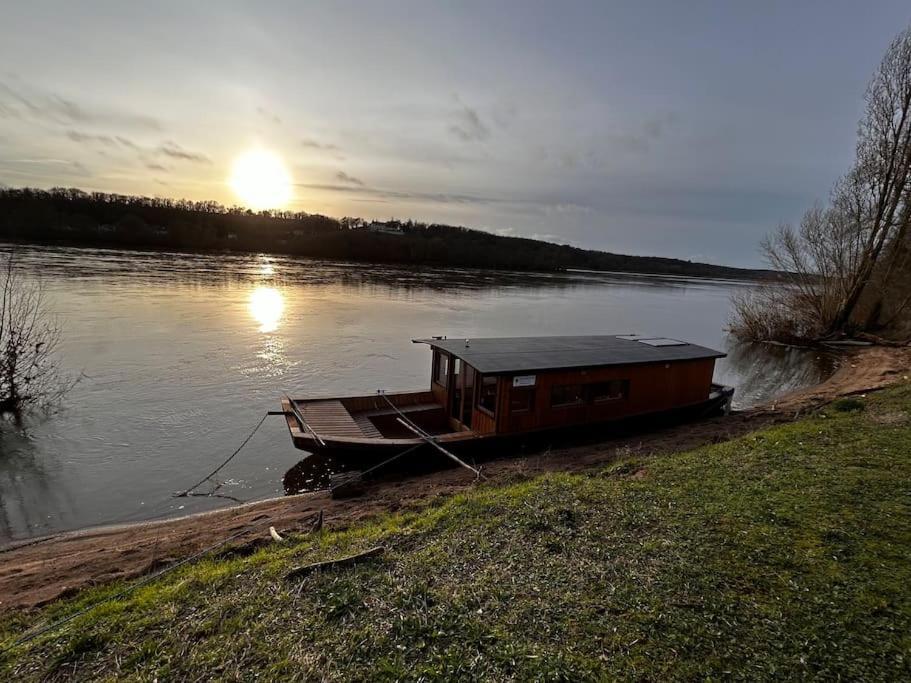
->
xmin=723 ymin=340 xmax=838 ymax=408
xmin=1 ymin=244 xmax=758 ymax=297
xmin=0 ymin=425 xmax=71 ymax=543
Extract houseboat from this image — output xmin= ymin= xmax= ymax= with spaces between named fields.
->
xmin=281 ymin=335 xmax=734 ymax=464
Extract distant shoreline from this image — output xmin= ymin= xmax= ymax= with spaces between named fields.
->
xmin=0 ymin=235 xmax=776 ymax=283
xmin=0 ymin=187 xmax=778 ymax=282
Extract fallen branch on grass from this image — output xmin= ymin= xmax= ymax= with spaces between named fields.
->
xmin=285 ymin=546 xmax=385 ymax=581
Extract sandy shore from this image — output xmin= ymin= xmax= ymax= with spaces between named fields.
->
xmin=1 ymin=346 xmax=908 ymax=612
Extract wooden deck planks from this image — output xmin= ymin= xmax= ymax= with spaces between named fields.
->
xmin=298 ymin=400 xmax=368 ymax=438
xmin=353 ymin=414 xmax=383 ymax=438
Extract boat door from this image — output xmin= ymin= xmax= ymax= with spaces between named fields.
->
xmin=448 ymin=359 xmax=475 ymax=429
xmin=461 ymin=364 xmax=475 ymax=427
xmin=449 ymin=358 xmax=462 ymax=421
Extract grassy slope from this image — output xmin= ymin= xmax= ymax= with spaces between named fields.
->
xmin=3 ymin=385 xmax=911 ymax=681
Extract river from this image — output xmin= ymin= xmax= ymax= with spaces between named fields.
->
xmin=0 ymin=244 xmax=835 ymax=542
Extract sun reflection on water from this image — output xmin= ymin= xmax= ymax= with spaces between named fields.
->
xmin=249 ymin=286 xmax=284 ymax=333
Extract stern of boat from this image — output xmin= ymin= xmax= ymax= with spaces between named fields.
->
xmin=709 ymin=383 xmax=735 ymax=415
xmin=280 ymin=391 xmax=450 ymax=458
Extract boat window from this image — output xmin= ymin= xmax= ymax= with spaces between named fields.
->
xmin=477 ymin=375 xmax=498 ymax=414
xmin=432 ymin=351 xmax=449 ymax=386
xmin=551 ymin=384 xmax=584 ymax=408
xmin=510 ymin=386 xmax=535 ymax=413
xmin=589 ymin=379 xmax=630 ymax=403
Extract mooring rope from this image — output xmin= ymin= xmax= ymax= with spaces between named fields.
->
xmin=359 ymin=442 xmax=426 ymax=478
xmin=1 ymin=410 xmax=283 ymax=555
xmin=174 ymin=412 xmax=271 ymax=498
xmin=378 ymin=392 xmax=485 ymax=480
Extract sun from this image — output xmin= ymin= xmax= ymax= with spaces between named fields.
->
xmin=229 ymin=149 xmax=292 ymax=210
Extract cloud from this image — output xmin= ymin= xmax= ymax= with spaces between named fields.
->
xmin=297 ymin=182 xmax=502 ymax=205
xmin=0 ymin=101 xmax=18 ymax=119
xmin=1 ymin=158 xmax=91 ymax=178
xmin=0 ymin=80 xmax=161 ymax=130
xmin=156 ymin=141 xmax=210 ymax=164
xmin=70 ymin=160 xmax=91 ymax=176
xmin=115 ymin=136 xmax=140 ymax=150
xmin=335 ymin=171 xmax=364 ymax=186
xmin=66 ymin=130 xmax=140 ymax=155
xmin=301 ymin=138 xmax=340 ymax=151
xmin=448 ymin=101 xmax=490 ymax=142
xmin=491 ymin=100 xmax=518 ymax=129
xmin=295 ymin=181 xmax=583 ymax=214
xmin=542 ymin=202 xmax=591 ymax=215
xmin=64 ymin=129 xmax=206 ymax=170
xmin=66 ymin=130 xmax=120 ymax=147
xmin=608 ymin=112 xmax=678 ymax=154
xmin=257 ymin=107 xmax=281 ymax=125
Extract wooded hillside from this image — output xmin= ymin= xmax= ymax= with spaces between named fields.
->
xmin=0 ymin=187 xmax=771 ymax=279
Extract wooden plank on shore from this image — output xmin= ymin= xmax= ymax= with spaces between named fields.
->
xmin=285 ymin=546 xmax=385 ymax=581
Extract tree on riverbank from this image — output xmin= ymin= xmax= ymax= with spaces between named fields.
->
xmin=732 ymin=25 xmax=911 ymax=344
xmin=0 ymin=253 xmax=74 ymax=425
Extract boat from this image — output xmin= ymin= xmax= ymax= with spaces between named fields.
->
xmin=280 ymin=335 xmax=734 ymax=465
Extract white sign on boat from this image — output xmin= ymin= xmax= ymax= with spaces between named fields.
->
xmin=512 ymin=375 xmax=536 ymax=387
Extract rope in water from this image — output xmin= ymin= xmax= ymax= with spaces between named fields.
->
xmin=174 ymin=412 xmax=271 ymax=498
xmin=1 ymin=411 xmax=281 ymax=555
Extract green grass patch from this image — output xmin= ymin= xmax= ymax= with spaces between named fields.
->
xmin=2 ymin=383 xmax=911 ymax=680
xmin=831 ymin=396 xmax=866 ymax=412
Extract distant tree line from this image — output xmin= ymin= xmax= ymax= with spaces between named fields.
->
xmin=0 ymin=187 xmax=770 ymax=279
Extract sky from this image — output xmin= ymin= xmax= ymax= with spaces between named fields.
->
xmin=0 ymin=1 xmax=909 ymax=267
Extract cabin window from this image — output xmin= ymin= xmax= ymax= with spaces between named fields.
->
xmin=589 ymin=379 xmax=630 ymax=403
xmin=510 ymin=386 xmax=535 ymax=413
xmin=432 ymin=351 xmax=449 ymax=386
xmin=477 ymin=375 xmax=498 ymax=414
xmin=551 ymin=384 xmax=584 ymax=408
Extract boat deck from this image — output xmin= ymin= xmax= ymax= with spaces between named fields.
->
xmin=293 ymin=392 xmax=450 ymax=440
xmin=296 ymin=400 xmax=367 ymax=438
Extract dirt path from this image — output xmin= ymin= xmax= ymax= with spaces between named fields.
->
xmin=1 ymin=346 xmax=908 ymax=613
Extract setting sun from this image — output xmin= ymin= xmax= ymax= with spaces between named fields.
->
xmin=229 ymin=149 xmax=292 ymax=210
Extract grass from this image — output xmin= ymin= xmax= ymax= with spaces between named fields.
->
xmin=2 ymin=384 xmax=911 ymax=680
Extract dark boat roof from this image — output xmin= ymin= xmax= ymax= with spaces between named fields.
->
xmin=413 ymin=335 xmax=725 ymax=374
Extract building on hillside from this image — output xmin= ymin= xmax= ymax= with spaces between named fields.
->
xmin=365 ymin=221 xmax=404 ymax=236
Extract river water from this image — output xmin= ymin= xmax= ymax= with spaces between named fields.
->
xmin=0 ymin=245 xmax=835 ymax=542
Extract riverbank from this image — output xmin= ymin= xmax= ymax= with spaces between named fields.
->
xmin=2 ymin=348 xmax=910 ymax=679
xmin=0 ymin=346 xmax=907 ymax=613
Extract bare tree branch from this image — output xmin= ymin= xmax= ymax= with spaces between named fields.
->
xmin=0 ymin=251 xmax=76 ymax=425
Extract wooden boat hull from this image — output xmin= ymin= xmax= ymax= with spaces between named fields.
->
xmin=282 ymin=384 xmax=734 ymax=468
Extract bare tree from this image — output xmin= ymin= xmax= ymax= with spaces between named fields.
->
xmin=0 ymin=252 xmax=75 ymax=425
xmin=733 ymin=25 xmax=911 ymax=342
xmin=830 ymin=26 xmax=911 ymax=331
